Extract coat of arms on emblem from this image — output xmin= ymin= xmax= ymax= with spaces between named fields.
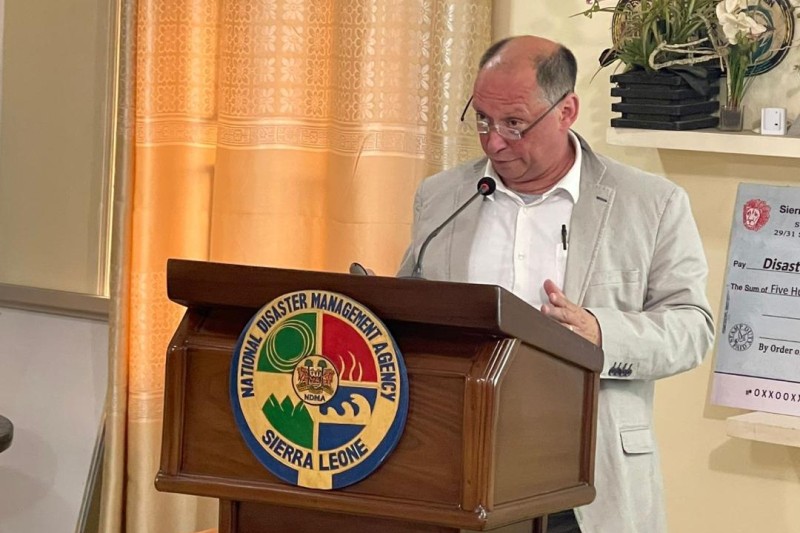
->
xmin=742 ymin=199 xmax=770 ymax=231
xmin=293 ymin=355 xmax=338 ymax=405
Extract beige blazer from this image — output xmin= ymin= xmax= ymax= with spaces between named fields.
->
xmin=397 ymin=135 xmax=714 ymax=533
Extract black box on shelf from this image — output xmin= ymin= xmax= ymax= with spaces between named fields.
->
xmin=610 ymin=69 xmax=720 ymax=130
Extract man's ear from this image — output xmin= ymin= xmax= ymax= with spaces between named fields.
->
xmin=559 ymin=93 xmax=580 ymax=130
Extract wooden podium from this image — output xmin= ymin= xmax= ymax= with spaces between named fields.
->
xmin=156 ymin=259 xmax=602 ymax=533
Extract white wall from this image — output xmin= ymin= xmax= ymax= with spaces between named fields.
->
xmin=0 ymin=307 xmax=107 ymax=533
xmin=0 ymin=0 xmax=114 ymax=295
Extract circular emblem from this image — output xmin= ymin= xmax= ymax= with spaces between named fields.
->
xmin=230 ymin=290 xmax=408 ymax=490
xmin=728 ymin=323 xmax=754 ymax=351
xmin=742 ymin=199 xmax=770 ymax=231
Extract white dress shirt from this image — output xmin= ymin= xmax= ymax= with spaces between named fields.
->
xmin=467 ymin=132 xmax=582 ymax=309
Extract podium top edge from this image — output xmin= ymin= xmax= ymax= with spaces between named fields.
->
xmin=167 ymin=258 xmax=510 ymax=324
xmin=166 ymin=259 xmax=602 ymax=372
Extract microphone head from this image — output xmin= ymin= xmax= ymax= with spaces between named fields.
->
xmin=477 ymin=177 xmax=496 ymax=196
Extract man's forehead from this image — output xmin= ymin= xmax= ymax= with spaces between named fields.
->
xmin=472 ymin=91 xmax=533 ymax=113
xmin=473 ymin=70 xmax=539 ymax=108
xmin=476 ymin=62 xmax=536 ymax=88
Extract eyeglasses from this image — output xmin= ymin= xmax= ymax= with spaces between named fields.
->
xmin=459 ymin=91 xmax=570 ymax=141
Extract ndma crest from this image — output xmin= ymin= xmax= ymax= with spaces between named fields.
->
xmin=230 ymin=290 xmax=408 ymax=490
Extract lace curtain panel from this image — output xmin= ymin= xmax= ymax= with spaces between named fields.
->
xmin=100 ymin=1 xmax=492 ymax=531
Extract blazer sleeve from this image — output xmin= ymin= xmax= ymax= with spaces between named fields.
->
xmin=396 ymin=180 xmax=426 ymax=277
xmin=587 ymin=187 xmax=715 ymax=381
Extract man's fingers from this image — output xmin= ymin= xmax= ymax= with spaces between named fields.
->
xmin=544 ymin=279 xmax=564 ymax=301
xmin=541 ymin=281 xmax=602 ymax=346
xmin=541 ymin=302 xmax=576 ymax=329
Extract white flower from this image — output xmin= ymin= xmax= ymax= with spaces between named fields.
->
xmin=716 ymin=0 xmax=749 ymax=19
xmin=741 ymin=13 xmax=767 ymax=37
xmin=719 ymin=11 xmax=767 ymax=44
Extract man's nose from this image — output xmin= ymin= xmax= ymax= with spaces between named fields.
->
xmin=483 ymin=128 xmax=508 ymax=152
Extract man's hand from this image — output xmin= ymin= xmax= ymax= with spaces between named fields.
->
xmin=540 ymin=279 xmax=602 ymax=346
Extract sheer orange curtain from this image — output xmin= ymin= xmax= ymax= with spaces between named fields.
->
xmin=101 ymin=0 xmax=491 ymax=531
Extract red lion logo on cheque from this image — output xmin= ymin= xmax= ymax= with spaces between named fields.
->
xmin=742 ymin=199 xmax=770 ymax=231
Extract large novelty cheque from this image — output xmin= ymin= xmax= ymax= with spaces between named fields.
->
xmin=712 ymin=184 xmax=800 ymax=416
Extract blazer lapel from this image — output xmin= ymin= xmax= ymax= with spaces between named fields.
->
xmin=564 ymin=137 xmax=615 ymax=304
xmin=448 ymin=159 xmax=487 ymax=282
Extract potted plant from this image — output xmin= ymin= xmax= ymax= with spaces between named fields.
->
xmin=579 ymin=0 xmax=723 ymax=130
xmin=582 ymin=0 xmax=719 ymax=71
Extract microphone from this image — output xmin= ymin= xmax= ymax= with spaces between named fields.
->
xmin=410 ymin=177 xmax=496 ymax=278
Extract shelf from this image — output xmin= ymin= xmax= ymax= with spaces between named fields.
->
xmin=726 ymin=411 xmax=800 ymax=448
xmin=606 ymin=127 xmax=800 ymax=158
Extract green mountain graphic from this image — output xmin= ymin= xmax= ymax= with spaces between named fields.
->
xmin=263 ymin=394 xmax=313 ymax=448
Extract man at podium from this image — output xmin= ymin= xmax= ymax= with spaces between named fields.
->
xmin=397 ymin=35 xmax=715 ymax=533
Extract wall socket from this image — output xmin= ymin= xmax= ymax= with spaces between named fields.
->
xmin=760 ymin=107 xmax=787 ymax=136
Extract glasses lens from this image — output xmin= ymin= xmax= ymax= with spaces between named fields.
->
xmin=498 ymin=126 xmax=521 ymax=141
xmin=476 ymin=122 xmax=521 ymax=141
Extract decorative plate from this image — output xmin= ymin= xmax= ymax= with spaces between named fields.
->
xmin=742 ymin=0 xmax=795 ymax=76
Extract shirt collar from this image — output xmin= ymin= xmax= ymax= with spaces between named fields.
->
xmin=482 ymin=131 xmax=582 ymax=204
